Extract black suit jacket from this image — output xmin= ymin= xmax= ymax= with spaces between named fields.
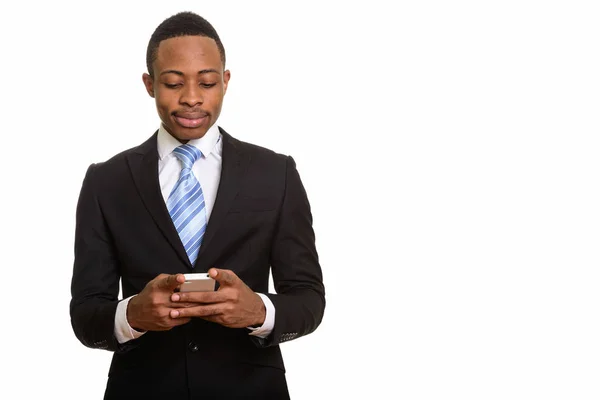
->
xmin=70 ymin=128 xmax=325 ymax=399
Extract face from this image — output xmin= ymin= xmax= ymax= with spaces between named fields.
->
xmin=142 ymin=35 xmax=230 ymax=142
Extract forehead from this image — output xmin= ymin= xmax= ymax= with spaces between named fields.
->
xmin=154 ymin=35 xmax=222 ymax=72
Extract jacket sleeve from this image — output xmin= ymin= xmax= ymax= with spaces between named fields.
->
xmin=69 ymin=164 xmax=131 ymax=353
xmin=255 ymin=156 xmax=326 ymax=347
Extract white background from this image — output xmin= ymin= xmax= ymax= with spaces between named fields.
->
xmin=1 ymin=1 xmax=599 ymax=399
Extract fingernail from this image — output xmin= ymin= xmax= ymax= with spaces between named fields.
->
xmin=172 ymin=294 xmax=180 ymax=301
xmin=210 ymin=269 xmax=218 ymax=277
xmin=170 ymin=310 xmax=179 ymax=318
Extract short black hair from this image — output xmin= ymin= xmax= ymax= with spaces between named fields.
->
xmin=146 ymin=11 xmax=226 ymax=77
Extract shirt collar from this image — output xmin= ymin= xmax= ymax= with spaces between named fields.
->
xmin=157 ymin=123 xmax=221 ymax=160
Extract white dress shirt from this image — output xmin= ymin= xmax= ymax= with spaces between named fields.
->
xmin=114 ymin=123 xmax=275 ymax=343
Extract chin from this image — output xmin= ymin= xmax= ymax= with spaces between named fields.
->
xmin=165 ymin=125 xmax=208 ymax=142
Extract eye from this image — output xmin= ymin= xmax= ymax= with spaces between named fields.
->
xmin=164 ymin=83 xmax=181 ymax=89
xmin=200 ymin=83 xmax=217 ymax=88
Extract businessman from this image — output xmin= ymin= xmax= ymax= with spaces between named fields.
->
xmin=70 ymin=11 xmax=325 ymax=399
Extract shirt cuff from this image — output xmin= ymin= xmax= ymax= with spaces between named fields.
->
xmin=247 ymin=293 xmax=275 ymax=339
xmin=114 ymin=295 xmax=146 ymax=344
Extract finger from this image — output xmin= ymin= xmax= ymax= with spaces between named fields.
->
xmin=170 ymin=305 xmax=222 ymax=319
xmin=209 ymin=268 xmax=237 ymax=286
xmin=200 ymin=315 xmax=243 ymax=329
xmin=172 ymin=291 xmax=230 ymax=304
xmin=168 ymin=301 xmax=199 ymax=308
xmin=157 ymin=274 xmax=185 ymax=291
xmin=167 ymin=317 xmax=191 ymax=327
xmin=154 ymin=316 xmax=191 ymax=330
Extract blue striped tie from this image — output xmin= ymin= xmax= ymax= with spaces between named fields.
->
xmin=167 ymin=144 xmax=206 ymax=266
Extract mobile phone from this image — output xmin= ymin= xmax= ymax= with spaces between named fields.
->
xmin=179 ymin=273 xmax=216 ymax=292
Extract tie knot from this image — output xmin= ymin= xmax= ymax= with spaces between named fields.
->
xmin=173 ymin=144 xmax=202 ymax=169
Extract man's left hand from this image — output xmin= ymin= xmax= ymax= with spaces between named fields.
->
xmin=169 ymin=268 xmax=266 ymax=329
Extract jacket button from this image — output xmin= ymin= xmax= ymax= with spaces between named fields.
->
xmin=188 ymin=341 xmax=199 ymax=352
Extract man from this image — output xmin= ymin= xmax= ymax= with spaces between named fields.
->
xmin=70 ymin=11 xmax=325 ymax=399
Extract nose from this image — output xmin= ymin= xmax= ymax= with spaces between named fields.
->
xmin=180 ymin=84 xmax=204 ymax=107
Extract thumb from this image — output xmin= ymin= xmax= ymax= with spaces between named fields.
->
xmin=209 ymin=268 xmax=237 ymax=286
xmin=156 ymin=273 xmax=185 ymax=291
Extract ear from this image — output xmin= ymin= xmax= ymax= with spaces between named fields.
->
xmin=223 ymin=70 xmax=231 ymax=95
xmin=142 ymin=73 xmax=155 ymax=98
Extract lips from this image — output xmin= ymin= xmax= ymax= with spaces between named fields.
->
xmin=173 ymin=111 xmax=209 ymax=128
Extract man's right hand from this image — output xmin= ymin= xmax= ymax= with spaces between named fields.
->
xmin=126 ymin=273 xmax=193 ymax=332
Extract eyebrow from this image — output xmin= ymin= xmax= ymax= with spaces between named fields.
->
xmin=160 ymin=69 xmax=220 ymax=76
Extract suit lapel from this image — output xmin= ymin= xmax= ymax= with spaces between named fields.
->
xmin=195 ymin=128 xmax=250 ymax=266
xmin=127 ymin=132 xmax=192 ymax=268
